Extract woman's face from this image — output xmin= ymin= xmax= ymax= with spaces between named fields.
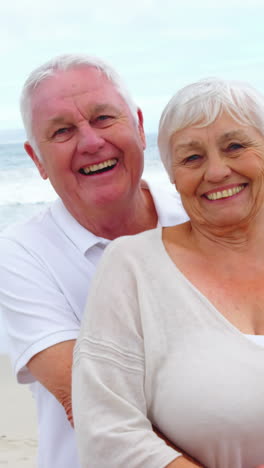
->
xmin=171 ymin=112 xmax=264 ymax=229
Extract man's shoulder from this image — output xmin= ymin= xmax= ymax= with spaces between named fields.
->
xmin=1 ymin=206 xmax=51 ymax=240
xmin=144 ymin=179 xmax=188 ymax=226
xmin=0 ymin=203 xmax=60 ymax=254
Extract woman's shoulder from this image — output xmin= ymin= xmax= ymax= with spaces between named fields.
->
xmin=96 ymin=227 xmax=162 ymax=277
xmin=107 ymin=226 xmax=162 ymax=251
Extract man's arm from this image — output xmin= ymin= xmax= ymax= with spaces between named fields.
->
xmin=27 ymin=339 xmax=76 ymax=426
xmin=0 ymin=237 xmax=80 ymax=426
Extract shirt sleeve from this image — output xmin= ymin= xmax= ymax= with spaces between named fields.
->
xmin=72 ymin=239 xmax=181 ymax=468
xmin=0 ymin=237 xmax=80 ymax=383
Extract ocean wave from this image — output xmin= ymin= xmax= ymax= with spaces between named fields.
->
xmin=0 ymin=135 xmax=171 ymax=228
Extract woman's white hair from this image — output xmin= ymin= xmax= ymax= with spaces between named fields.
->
xmin=20 ymin=53 xmax=138 ymax=154
xmin=158 ymin=77 xmax=264 ymax=182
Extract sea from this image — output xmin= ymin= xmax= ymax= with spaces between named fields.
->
xmin=0 ymin=130 xmax=171 ymax=354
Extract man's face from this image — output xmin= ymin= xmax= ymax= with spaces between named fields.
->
xmin=25 ymin=66 xmax=146 ymax=225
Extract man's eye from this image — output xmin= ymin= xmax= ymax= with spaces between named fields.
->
xmin=93 ymin=115 xmax=114 ymax=125
xmin=184 ymin=154 xmax=201 ymax=164
xmin=53 ymin=127 xmax=70 ymax=137
xmin=51 ymin=127 xmax=74 ymax=141
xmin=97 ymin=115 xmax=110 ymax=121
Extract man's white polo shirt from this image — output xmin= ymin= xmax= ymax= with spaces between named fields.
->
xmin=0 ymin=180 xmax=188 ymax=468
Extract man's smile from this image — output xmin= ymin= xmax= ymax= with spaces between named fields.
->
xmin=79 ymin=158 xmax=118 ymax=175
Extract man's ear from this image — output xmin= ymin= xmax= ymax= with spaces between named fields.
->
xmin=24 ymin=142 xmax=48 ymax=180
xmin=137 ymin=108 xmax=146 ymax=150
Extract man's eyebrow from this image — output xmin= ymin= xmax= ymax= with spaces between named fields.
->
xmin=46 ymin=116 xmax=71 ymax=126
xmin=92 ymin=103 xmax=119 ymax=113
xmin=46 ymin=104 xmax=120 ymax=127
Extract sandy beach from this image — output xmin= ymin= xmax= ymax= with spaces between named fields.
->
xmin=0 ymin=354 xmax=38 ymax=467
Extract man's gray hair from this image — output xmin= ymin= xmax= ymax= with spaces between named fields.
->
xmin=158 ymin=77 xmax=264 ymax=182
xmin=20 ymin=53 xmax=138 ymax=154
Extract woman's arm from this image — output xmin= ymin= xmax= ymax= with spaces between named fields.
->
xmin=73 ymin=334 xmax=183 ymax=468
xmin=72 ymin=240 xmax=185 ymax=468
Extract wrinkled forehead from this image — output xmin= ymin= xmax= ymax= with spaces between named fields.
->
xmin=30 ymin=66 xmax=121 ymax=112
xmin=171 ymin=113 xmax=264 ymax=152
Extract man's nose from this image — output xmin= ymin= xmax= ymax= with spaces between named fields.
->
xmin=77 ymin=125 xmax=105 ymax=154
xmin=204 ymin=153 xmax=231 ymax=183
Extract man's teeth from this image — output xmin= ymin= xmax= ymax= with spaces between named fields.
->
xmin=206 ymin=185 xmax=245 ymax=200
xmin=82 ymin=159 xmax=117 ymax=174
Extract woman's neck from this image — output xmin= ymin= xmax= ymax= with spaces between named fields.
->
xmin=187 ymin=217 xmax=264 ymax=258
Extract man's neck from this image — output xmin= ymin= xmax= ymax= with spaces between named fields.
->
xmin=68 ymin=186 xmax=158 ymax=240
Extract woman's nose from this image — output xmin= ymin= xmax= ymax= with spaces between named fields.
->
xmin=204 ymin=153 xmax=231 ymax=183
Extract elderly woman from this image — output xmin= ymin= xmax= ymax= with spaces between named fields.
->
xmin=72 ymin=78 xmax=264 ymax=468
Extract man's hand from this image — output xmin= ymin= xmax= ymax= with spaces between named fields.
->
xmin=165 ymin=457 xmax=203 ymax=467
xmin=27 ymin=340 xmax=76 ymax=426
xmin=153 ymin=426 xmax=203 ymax=467
xmin=153 ymin=425 xmax=178 ymax=450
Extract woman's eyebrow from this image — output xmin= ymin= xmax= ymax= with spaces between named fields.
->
xmin=217 ymin=130 xmax=248 ymax=144
xmin=173 ymin=140 xmax=202 ymax=152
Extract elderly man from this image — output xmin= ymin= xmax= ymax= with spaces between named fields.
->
xmin=0 ymin=54 xmax=187 ymax=468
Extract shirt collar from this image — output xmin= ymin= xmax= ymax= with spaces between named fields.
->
xmin=48 ymin=179 xmax=181 ymax=256
xmin=50 ymin=199 xmax=110 ymax=255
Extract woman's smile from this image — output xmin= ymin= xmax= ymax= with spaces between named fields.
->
xmin=202 ymin=183 xmax=247 ymax=201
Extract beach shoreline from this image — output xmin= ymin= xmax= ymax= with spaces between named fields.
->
xmin=0 ymin=354 xmax=38 ymax=467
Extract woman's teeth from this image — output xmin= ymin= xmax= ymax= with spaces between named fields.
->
xmin=206 ymin=184 xmax=245 ymax=200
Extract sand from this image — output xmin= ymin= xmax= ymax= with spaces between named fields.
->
xmin=0 ymin=354 xmax=38 ymax=467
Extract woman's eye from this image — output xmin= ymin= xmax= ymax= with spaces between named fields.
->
xmin=227 ymin=142 xmax=243 ymax=151
xmin=184 ymin=154 xmax=201 ymax=164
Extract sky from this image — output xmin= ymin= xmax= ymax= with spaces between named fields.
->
xmin=2 ymin=0 xmax=264 ymax=133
